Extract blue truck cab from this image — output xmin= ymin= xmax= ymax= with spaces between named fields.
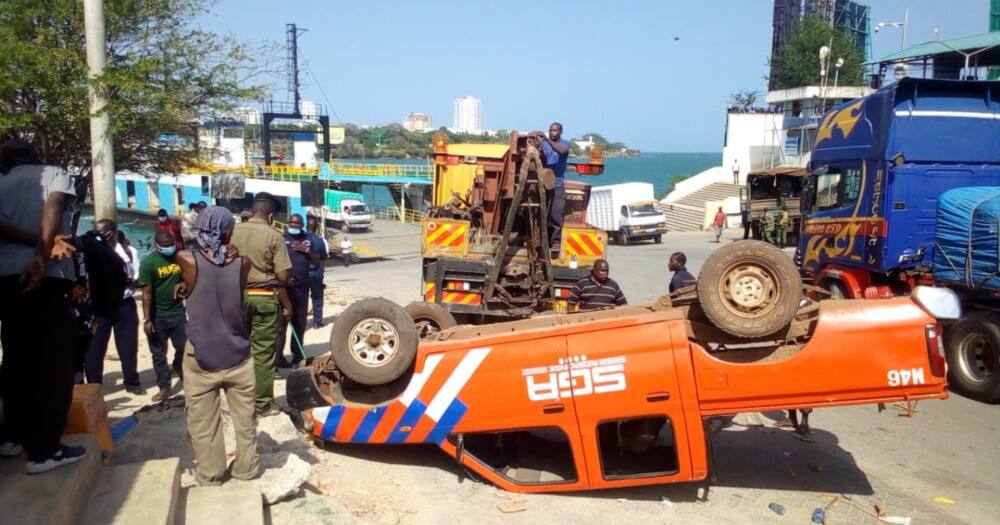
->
xmin=797 ymin=78 xmax=1000 ymax=402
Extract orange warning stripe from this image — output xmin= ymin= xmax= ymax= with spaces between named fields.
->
xmin=426 ymin=223 xmax=467 ymax=247
xmin=423 ymin=283 xmax=481 ymax=305
xmin=564 ymin=231 xmax=604 ymax=257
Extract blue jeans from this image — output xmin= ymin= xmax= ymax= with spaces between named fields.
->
xmin=308 ymin=271 xmax=325 ymax=325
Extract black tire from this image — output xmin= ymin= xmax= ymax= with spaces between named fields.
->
xmin=821 ymin=279 xmax=849 ymax=300
xmin=696 ymin=240 xmax=801 ymax=338
xmin=340 ymin=222 xmax=350 ymax=233
xmin=946 ymin=312 xmax=1000 ymax=403
xmin=404 ymin=301 xmax=457 ymax=338
xmin=654 ymin=234 xmax=662 ymax=244
xmin=330 ymin=298 xmax=418 ymax=386
xmin=620 ymin=228 xmax=631 ymax=245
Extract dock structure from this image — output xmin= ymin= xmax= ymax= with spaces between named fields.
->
xmin=112 ymin=160 xmax=432 ymax=224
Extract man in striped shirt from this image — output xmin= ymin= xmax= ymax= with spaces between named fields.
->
xmin=568 ymin=259 xmax=627 ymax=311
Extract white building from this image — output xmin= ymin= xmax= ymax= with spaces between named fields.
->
xmin=232 ymin=107 xmax=261 ymax=126
xmin=765 ymin=85 xmax=873 ymax=167
xmin=198 ymin=121 xmax=247 ymax=168
xmin=573 ymin=135 xmax=598 ymax=152
xmin=403 ymin=112 xmax=433 ymax=132
xmin=452 ymin=96 xmax=481 ymax=134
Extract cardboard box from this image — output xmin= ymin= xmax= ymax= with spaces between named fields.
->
xmin=65 ymin=384 xmax=113 ymax=459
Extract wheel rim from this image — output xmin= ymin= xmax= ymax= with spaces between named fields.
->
xmin=348 ymin=317 xmax=400 ymax=367
xmin=413 ymin=318 xmax=442 ymax=338
xmin=718 ymin=262 xmax=779 ymax=318
xmin=957 ymin=332 xmax=996 ymax=384
xmin=826 ymin=282 xmax=846 ymax=300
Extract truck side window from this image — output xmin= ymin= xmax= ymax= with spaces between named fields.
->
xmin=620 ymin=205 xmax=629 ymax=218
xmin=598 ymin=416 xmax=678 ymax=479
xmin=814 ymin=167 xmax=862 ymax=210
xmin=450 ymin=427 xmax=578 ymax=485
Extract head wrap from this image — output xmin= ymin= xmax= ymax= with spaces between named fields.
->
xmin=194 ymin=206 xmax=236 ymax=265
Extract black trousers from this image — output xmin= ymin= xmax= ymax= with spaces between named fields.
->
xmin=149 ymin=313 xmax=186 ymax=389
xmin=276 ymin=285 xmax=309 ymax=366
xmin=86 ymin=297 xmax=140 ymax=387
xmin=308 ymin=271 xmax=325 ymax=325
xmin=547 ymin=185 xmax=566 ymax=251
xmin=0 ymin=275 xmax=77 ymax=461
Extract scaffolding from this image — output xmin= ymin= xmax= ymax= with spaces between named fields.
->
xmin=770 ymin=0 xmax=871 ymax=87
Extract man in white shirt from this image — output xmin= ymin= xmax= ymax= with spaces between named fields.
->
xmin=0 ymin=140 xmax=88 ymax=473
xmin=732 ymin=159 xmax=740 ymax=185
xmin=181 ymin=203 xmax=200 ymax=250
xmin=85 ymin=219 xmax=143 ymax=394
xmin=340 ymin=237 xmax=352 ymax=268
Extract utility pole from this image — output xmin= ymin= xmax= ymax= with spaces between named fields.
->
xmin=83 ymin=0 xmax=116 ymax=221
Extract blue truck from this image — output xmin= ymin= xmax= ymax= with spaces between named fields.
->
xmin=797 ymin=78 xmax=1000 ymax=402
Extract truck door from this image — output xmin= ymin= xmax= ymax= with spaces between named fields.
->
xmin=565 ymin=320 xmax=697 ymax=490
xmin=450 ymin=336 xmax=589 ymax=492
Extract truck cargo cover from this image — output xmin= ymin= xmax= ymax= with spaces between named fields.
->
xmin=933 ymin=187 xmax=1000 ymax=290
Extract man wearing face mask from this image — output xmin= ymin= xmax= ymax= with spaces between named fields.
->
xmin=155 ymin=209 xmax=183 ymax=251
xmin=139 ymin=230 xmax=188 ymax=401
xmin=275 ymin=214 xmax=319 ymax=369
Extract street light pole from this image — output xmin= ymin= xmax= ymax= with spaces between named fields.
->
xmin=83 ymin=0 xmax=116 ymax=222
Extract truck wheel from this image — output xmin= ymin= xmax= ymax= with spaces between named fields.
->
xmin=404 ymin=301 xmax=457 ymax=338
xmin=330 ymin=298 xmax=419 ymax=386
xmin=821 ymin=279 xmax=849 ymax=300
xmin=340 ymin=222 xmax=350 ymax=233
xmin=620 ymin=228 xmax=631 ymax=245
xmin=946 ymin=312 xmax=1000 ymax=403
xmin=654 ymin=234 xmax=662 ymax=244
xmin=697 ymin=240 xmax=801 ymax=338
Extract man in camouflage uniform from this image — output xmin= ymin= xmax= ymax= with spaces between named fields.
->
xmin=776 ymin=204 xmax=791 ymax=249
xmin=762 ymin=207 xmax=775 ymax=245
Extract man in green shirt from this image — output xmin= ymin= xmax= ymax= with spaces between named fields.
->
xmin=229 ymin=193 xmax=293 ymax=415
xmin=139 ymin=230 xmax=187 ymax=401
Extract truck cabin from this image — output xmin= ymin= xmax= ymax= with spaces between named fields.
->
xmin=344 ymin=203 xmax=370 ymax=216
xmin=621 ymin=201 xmax=661 ymax=219
xmin=798 ymin=78 xmax=1000 ymax=283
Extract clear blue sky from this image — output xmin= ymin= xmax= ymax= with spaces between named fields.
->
xmin=202 ymin=0 xmax=991 ymax=152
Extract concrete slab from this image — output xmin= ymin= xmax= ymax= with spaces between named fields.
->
xmin=0 ymin=433 xmax=101 ymax=525
xmin=182 ymin=485 xmax=263 ymax=525
xmin=80 ymin=457 xmax=181 ymax=525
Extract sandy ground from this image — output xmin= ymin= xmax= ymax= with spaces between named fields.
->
xmin=98 ymin=229 xmax=999 ymax=525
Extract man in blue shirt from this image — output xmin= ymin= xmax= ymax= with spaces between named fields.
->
xmin=535 ymin=122 xmax=571 ymax=257
xmin=668 ymin=252 xmax=697 ymax=293
xmin=276 ymin=214 xmax=320 ymax=368
xmin=306 ymin=216 xmax=328 ymax=328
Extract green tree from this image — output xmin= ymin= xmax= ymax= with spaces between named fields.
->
xmin=0 ymin=0 xmax=269 ymax=180
xmin=769 ymin=14 xmax=865 ymax=89
xmin=729 ymin=90 xmax=762 ymax=111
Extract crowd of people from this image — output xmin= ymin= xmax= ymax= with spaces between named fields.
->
xmin=0 ymin=141 xmax=340 ymax=480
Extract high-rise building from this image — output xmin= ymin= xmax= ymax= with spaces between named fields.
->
xmin=769 ymin=0 xmax=870 ymax=88
xmin=403 ymin=112 xmax=433 ymax=132
xmin=452 ymin=96 xmax=481 ymax=134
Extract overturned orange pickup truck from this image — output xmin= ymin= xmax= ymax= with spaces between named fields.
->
xmin=287 ymin=242 xmax=954 ymax=493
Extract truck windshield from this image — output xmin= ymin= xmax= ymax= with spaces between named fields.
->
xmin=629 ymin=203 xmax=661 ymax=217
xmin=750 ymin=176 xmax=803 ymax=201
xmin=349 ymin=205 xmax=369 ymax=215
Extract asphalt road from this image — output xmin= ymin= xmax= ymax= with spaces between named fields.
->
xmin=310 ymin=227 xmax=999 ymax=524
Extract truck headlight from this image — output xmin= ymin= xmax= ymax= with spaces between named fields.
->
xmin=912 ymin=286 xmax=961 ymax=320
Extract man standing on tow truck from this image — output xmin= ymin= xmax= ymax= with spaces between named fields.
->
xmin=534 ymin=122 xmax=571 ymax=258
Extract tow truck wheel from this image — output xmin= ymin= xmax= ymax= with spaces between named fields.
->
xmin=821 ymin=279 xmax=849 ymax=300
xmin=946 ymin=312 xmax=1000 ymax=403
xmin=404 ymin=301 xmax=457 ymax=339
xmin=697 ymin=240 xmax=801 ymax=338
xmin=330 ymin=298 xmax=419 ymax=386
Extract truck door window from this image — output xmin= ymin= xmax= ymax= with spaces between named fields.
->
xmin=814 ymin=167 xmax=862 ymax=210
xmin=620 ymin=205 xmax=629 ymax=218
xmin=598 ymin=416 xmax=678 ymax=479
xmin=450 ymin=427 xmax=578 ymax=485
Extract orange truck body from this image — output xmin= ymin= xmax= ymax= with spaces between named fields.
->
xmin=294 ymin=298 xmax=947 ymax=493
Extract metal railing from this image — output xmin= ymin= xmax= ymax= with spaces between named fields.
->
xmin=372 ymin=205 xmax=425 ymax=223
xmin=185 ymin=162 xmax=432 ymax=182
xmin=327 ymin=162 xmax=432 ymax=180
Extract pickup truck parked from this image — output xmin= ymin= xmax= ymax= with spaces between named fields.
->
xmin=288 ymin=242 xmax=953 ymax=493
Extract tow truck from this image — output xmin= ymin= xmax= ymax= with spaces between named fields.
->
xmin=288 ymin=241 xmax=954 ymax=492
xmin=404 ymin=133 xmax=608 ymax=334
xmin=797 ymin=78 xmax=1000 ymax=402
